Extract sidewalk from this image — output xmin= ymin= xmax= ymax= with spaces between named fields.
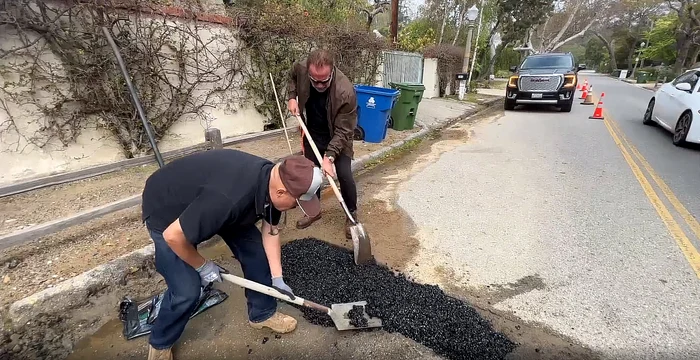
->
xmin=620 ymin=77 xmax=660 ymax=92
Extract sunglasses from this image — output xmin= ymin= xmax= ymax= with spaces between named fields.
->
xmin=309 ymin=70 xmax=333 ymax=86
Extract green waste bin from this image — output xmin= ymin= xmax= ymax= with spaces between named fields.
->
xmin=636 ymin=71 xmax=649 ymax=84
xmin=388 ymin=82 xmax=426 ymax=131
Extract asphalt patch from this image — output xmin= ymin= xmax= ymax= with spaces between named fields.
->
xmin=346 ymin=305 xmax=368 ymax=328
xmin=281 ymin=238 xmax=517 ymax=360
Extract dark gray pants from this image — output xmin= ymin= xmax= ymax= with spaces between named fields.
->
xmin=302 ymin=137 xmax=357 ymax=213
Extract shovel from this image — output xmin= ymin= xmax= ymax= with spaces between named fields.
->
xmin=220 ymin=273 xmax=382 ymax=331
xmin=293 ymin=115 xmax=374 ymax=266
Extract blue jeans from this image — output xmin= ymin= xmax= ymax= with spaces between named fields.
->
xmin=147 ymin=223 xmax=277 ymax=350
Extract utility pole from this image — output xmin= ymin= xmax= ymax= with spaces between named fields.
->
xmin=391 ymin=0 xmax=399 ymax=45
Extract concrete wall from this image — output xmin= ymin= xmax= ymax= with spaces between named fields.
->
xmin=0 ymin=4 xmax=265 ymax=185
xmin=422 ymin=58 xmax=440 ymax=99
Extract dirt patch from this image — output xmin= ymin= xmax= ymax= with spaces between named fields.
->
xmin=0 ymin=258 xmax=160 ymax=360
xmin=0 ymin=208 xmax=150 ymax=309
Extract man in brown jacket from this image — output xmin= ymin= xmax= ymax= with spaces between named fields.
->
xmin=287 ymin=49 xmax=358 ymax=239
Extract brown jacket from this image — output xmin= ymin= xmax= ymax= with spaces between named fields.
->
xmin=287 ymin=60 xmax=357 ymax=159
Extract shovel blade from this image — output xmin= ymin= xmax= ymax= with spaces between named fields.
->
xmin=330 ymin=301 xmax=383 ymax=331
xmin=350 ymin=223 xmax=373 ymax=265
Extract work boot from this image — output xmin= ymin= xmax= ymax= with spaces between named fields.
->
xmin=148 ymin=345 xmax=173 ymax=360
xmin=249 ymin=312 xmax=297 ymax=333
xmin=345 ymin=211 xmax=357 ymax=239
xmin=296 ymin=213 xmax=322 ymax=229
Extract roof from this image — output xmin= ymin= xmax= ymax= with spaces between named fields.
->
xmin=527 ymin=52 xmax=572 ymax=57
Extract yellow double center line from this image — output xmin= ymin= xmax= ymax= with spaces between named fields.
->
xmin=598 ymin=99 xmax=700 ymax=278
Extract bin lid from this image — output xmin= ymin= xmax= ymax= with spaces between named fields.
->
xmin=354 ymin=85 xmax=400 ymax=97
xmin=389 ymin=82 xmax=426 ymax=91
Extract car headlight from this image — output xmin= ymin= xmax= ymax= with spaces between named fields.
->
xmin=563 ymin=75 xmax=576 ymax=88
xmin=508 ymin=76 xmax=518 ymax=88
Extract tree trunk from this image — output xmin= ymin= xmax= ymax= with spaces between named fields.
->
xmin=438 ymin=1 xmax=449 ymax=44
xmin=452 ymin=3 xmax=465 ymax=45
xmin=543 ymin=2 xmax=582 ymax=52
xmin=594 ymin=32 xmax=617 ymax=71
xmin=549 ymin=19 xmax=596 ymax=52
xmin=480 ymin=19 xmax=502 ymax=79
xmin=674 ymin=36 xmax=692 ymax=74
xmin=626 ymin=45 xmax=636 ymax=72
xmin=685 ymin=44 xmax=700 ymax=68
xmin=488 ymin=42 xmax=508 ymax=78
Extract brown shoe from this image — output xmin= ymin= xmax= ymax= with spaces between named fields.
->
xmin=345 ymin=211 xmax=357 ymax=239
xmin=249 ymin=312 xmax=297 ymax=333
xmin=148 ymin=345 xmax=173 ymax=360
xmin=296 ymin=213 xmax=322 ymax=229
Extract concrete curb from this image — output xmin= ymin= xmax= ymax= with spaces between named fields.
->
xmin=613 ymin=76 xmax=658 ymax=92
xmin=7 ymin=96 xmax=503 ymax=330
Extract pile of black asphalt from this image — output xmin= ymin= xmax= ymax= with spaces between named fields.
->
xmin=281 ymin=237 xmax=517 ymax=360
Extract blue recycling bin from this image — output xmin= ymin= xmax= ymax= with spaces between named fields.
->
xmin=354 ymin=85 xmax=400 ymax=143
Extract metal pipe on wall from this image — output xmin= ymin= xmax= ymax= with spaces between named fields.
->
xmin=101 ymin=26 xmax=165 ymax=168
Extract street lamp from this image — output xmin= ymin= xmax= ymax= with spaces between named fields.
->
xmin=631 ymin=41 xmax=648 ymax=78
xmin=466 ymin=5 xmax=479 ymax=22
xmin=459 ymin=5 xmax=479 ymax=100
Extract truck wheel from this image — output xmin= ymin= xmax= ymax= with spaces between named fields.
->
xmin=504 ymin=99 xmax=516 ymax=111
xmin=560 ymin=100 xmax=573 ymax=112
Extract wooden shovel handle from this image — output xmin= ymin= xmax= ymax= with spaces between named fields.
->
xmin=221 ymin=273 xmax=331 ymax=314
xmin=295 ymin=115 xmax=357 ymax=224
xmin=302 ymin=299 xmax=332 ymax=314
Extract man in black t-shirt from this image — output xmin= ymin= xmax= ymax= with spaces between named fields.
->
xmin=140 ymin=149 xmax=323 ymax=360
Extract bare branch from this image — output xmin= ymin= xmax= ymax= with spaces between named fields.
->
xmin=549 ymin=17 xmax=596 ymax=51
xmin=544 ymin=1 xmax=582 ymax=51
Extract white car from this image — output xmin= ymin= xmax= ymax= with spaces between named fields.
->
xmin=643 ymin=68 xmax=700 ymax=146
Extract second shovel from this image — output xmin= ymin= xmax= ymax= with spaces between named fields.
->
xmin=295 ymin=115 xmax=373 ymax=265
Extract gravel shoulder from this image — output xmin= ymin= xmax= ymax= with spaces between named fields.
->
xmin=0 ymin=127 xmax=418 ymax=310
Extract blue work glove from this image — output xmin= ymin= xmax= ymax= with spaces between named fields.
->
xmin=271 ymin=276 xmax=295 ymax=300
xmin=195 ymin=260 xmax=226 ymax=287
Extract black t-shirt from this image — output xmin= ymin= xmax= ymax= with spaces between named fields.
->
xmin=305 ymin=85 xmax=332 ymax=148
xmin=141 ymin=149 xmax=281 ymax=245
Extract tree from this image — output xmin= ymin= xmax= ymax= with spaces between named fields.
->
xmin=480 ymin=0 xmax=552 ymax=78
xmin=667 ymin=0 xmax=700 ymax=73
xmin=643 ymin=14 xmax=680 ymax=65
xmin=397 ymin=18 xmax=438 ymax=52
xmin=590 ymin=0 xmax=662 ymax=72
xmin=584 ymin=37 xmax=609 ymax=70
xmin=359 ymin=1 xmax=391 ymax=31
xmin=535 ymin=0 xmax=604 ymax=53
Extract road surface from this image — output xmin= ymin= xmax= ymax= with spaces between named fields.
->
xmin=400 ymin=74 xmax=700 ymax=360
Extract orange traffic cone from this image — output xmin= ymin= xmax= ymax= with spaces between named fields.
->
xmin=589 ymin=92 xmax=605 ymax=120
xmin=581 ymin=90 xmax=595 ymax=105
xmin=580 ymin=84 xmax=591 ymax=99
xmin=577 ymin=81 xmax=582 ymax=91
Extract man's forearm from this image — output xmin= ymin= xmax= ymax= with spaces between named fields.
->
xmin=168 ymin=240 xmax=206 ymax=269
xmin=163 ymin=221 xmax=206 ymax=269
xmin=262 ymin=224 xmax=283 ymax=278
xmin=326 ymin=129 xmax=353 ymax=158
